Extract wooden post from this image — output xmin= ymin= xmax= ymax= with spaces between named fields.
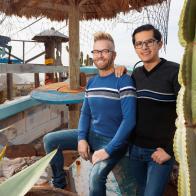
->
xmin=7 ymin=46 xmax=13 ymax=100
xmin=22 ymin=41 xmax=25 ymax=63
xmin=34 ymin=73 xmax=40 ymax=88
xmin=69 ymin=1 xmax=80 ymax=89
xmin=68 ymin=1 xmax=80 ymax=128
xmin=7 ymin=73 xmax=13 ymax=100
xmin=44 ymin=41 xmax=55 ymax=84
xmin=56 ymin=42 xmax=64 ymax=82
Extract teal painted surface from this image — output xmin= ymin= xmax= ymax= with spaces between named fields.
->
xmin=80 ymin=66 xmax=98 ymax=74
xmin=0 ymin=96 xmax=41 ymax=120
xmin=31 ymin=90 xmax=84 ymax=104
xmin=80 ymin=66 xmax=133 ymax=74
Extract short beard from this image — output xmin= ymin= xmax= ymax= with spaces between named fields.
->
xmin=96 ymin=58 xmax=114 ymax=71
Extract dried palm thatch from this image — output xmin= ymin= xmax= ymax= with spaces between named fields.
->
xmin=0 ymin=0 xmax=166 ymax=21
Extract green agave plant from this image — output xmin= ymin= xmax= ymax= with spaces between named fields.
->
xmin=0 ymin=145 xmax=7 ymax=161
xmin=0 ymin=149 xmax=57 ymax=196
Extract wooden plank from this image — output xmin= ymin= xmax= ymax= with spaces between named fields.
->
xmin=25 ymin=51 xmax=45 ymax=63
xmin=5 ymin=51 xmax=23 ymax=62
xmin=0 ymin=64 xmax=68 ymax=73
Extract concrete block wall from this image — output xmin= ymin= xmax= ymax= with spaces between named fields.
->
xmin=0 ymin=104 xmax=68 ymax=145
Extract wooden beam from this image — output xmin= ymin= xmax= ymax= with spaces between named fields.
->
xmin=0 ymin=64 xmax=68 ymax=73
xmin=25 ymin=51 xmax=45 ymax=63
xmin=5 ymin=51 xmax=23 ymax=62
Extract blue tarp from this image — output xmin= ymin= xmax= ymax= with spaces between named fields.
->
xmin=0 ymin=58 xmax=22 ymax=63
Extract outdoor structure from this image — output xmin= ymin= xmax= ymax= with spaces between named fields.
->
xmin=2 ymin=0 xmax=195 ymax=196
xmin=0 ymin=35 xmax=13 ymax=100
xmin=32 ymin=27 xmax=69 ymax=86
xmin=0 ymin=0 xmax=169 ymax=128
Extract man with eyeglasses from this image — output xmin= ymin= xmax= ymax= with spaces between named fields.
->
xmin=116 ymin=24 xmax=180 ymax=196
xmin=43 ymin=32 xmax=136 ymax=195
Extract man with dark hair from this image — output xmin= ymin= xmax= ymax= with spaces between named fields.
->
xmin=44 ymin=32 xmax=136 ymax=196
xmin=115 ymin=24 xmax=180 ymax=196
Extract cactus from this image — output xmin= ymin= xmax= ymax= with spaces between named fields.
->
xmin=85 ymin=54 xmax=90 ymax=66
xmin=174 ymin=0 xmax=196 ymax=195
xmin=80 ymin=51 xmax=84 ymax=66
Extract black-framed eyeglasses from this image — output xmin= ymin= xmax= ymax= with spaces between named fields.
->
xmin=134 ymin=39 xmax=158 ymax=49
xmin=91 ymin=49 xmax=113 ymax=56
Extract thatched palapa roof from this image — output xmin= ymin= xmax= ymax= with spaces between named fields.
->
xmin=0 ymin=0 xmax=166 ymax=21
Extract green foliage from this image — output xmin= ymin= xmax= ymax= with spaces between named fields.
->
xmin=0 ymin=149 xmax=57 ymax=196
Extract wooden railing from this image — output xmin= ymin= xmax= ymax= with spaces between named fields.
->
xmin=0 ymin=63 xmax=68 ymax=100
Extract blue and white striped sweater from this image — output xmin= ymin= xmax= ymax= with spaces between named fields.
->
xmin=78 ymin=73 xmax=136 ymax=155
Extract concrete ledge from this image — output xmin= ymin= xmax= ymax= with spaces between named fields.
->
xmin=0 ymin=95 xmax=41 ymax=120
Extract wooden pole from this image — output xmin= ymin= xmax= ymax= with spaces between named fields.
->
xmin=44 ymin=41 xmax=55 ymax=84
xmin=7 ymin=73 xmax=13 ymax=100
xmin=7 ymin=46 xmax=13 ymax=100
xmin=34 ymin=73 xmax=40 ymax=88
xmin=68 ymin=1 xmax=80 ymax=128
xmin=69 ymin=1 xmax=80 ymax=89
xmin=22 ymin=41 xmax=25 ymax=63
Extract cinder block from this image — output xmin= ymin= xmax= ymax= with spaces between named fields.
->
xmin=3 ymin=126 xmax=18 ymax=141
xmin=26 ymin=105 xmax=50 ymax=130
xmin=13 ymin=118 xmax=26 ymax=136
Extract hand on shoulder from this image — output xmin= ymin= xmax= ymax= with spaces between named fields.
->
xmin=114 ymin=66 xmax=127 ymax=78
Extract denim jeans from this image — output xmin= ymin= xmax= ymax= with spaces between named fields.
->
xmin=43 ymin=129 xmax=126 ymax=194
xmin=88 ymin=131 xmax=126 ymax=196
xmin=43 ymin=129 xmax=78 ymax=189
xmin=129 ymin=145 xmax=174 ymax=196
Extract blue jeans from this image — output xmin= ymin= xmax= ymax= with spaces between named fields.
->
xmin=43 ymin=129 xmax=126 ymax=195
xmin=43 ymin=129 xmax=78 ymax=189
xmin=129 ymin=145 xmax=174 ymax=196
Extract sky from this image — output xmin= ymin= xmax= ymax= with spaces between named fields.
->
xmin=112 ymin=0 xmax=184 ymax=66
xmin=0 ymin=0 xmax=185 ymax=82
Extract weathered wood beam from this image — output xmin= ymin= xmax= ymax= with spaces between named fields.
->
xmin=25 ymin=51 xmax=45 ymax=63
xmin=5 ymin=51 xmax=23 ymax=62
xmin=0 ymin=64 xmax=68 ymax=73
